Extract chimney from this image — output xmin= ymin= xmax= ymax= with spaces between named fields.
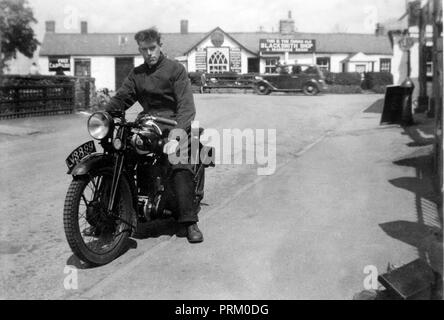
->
xmin=46 ymin=20 xmax=55 ymax=33
xmin=81 ymin=21 xmax=88 ymax=34
xmin=279 ymin=11 xmax=295 ymax=34
xmin=180 ymin=20 xmax=188 ymax=34
xmin=375 ymin=23 xmax=385 ymax=36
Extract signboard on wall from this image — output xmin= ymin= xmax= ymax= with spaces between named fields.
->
xmin=49 ymin=56 xmax=71 ymax=71
xmin=259 ymin=39 xmax=316 ymax=53
xmin=195 ymin=50 xmax=207 ymax=72
xmin=230 ymin=48 xmax=242 ymax=73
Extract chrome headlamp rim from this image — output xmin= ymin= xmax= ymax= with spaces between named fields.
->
xmin=87 ymin=111 xmax=114 ymax=140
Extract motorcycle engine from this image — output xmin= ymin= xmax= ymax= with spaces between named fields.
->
xmin=131 ymin=120 xmax=163 ymax=155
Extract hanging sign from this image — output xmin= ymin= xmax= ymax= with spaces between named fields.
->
xmin=49 ymin=56 xmax=71 ymax=71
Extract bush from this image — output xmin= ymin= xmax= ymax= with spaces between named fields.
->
xmin=362 ymin=72 xmax=393 ymax=90
xmin=325 ymin=85 xmax=363 ymax=94
xmin=324 ymin=72 xmax=362 ymax=86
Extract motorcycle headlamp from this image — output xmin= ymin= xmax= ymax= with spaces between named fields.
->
xmin=88 ymin=112 xmax=114 ymax=140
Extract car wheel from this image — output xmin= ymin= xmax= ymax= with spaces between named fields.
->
xmin=303 ymin=83 xmax=319 ymax=96
xmin=255 ymin=84 xmax=271 ymax=95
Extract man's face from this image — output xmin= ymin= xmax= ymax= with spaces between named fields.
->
xmin=138 ymin=40 xmax=162 ymax=67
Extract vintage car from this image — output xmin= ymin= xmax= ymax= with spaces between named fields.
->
xmin=252 ymin=64 xmax=327 ymax=96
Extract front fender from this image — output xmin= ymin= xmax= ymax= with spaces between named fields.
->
xmin=69 ymin=152 xmax=114 ymax=177
xmin=253 ymin=79 xmax=276 ymax=90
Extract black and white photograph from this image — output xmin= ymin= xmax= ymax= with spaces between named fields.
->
xmin=0 ymin=0 xmax=442 ymax=303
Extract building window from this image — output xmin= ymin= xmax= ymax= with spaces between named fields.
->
xmin=265 ymin=57 xmax=280 ymax=74
xmin=316 ymin=57 xmax=331 ymax=72
xmin=74 ymin=58 xmax=91 ymax=77
xmin=208 ymin=51 xmax=228 ymax=73
xmin=380 ymin=58 xmax=391 ymax=73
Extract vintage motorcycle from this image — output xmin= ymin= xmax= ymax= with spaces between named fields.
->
xmin=63 ymin=110 xmax=214 ymax=266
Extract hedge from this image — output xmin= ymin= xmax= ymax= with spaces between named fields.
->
xmin=324 ymin=72 xmax=362 ymax=86
xmin=325 ymin=85 xmax=363 ymax=94
xmin=362 ymin=72 xmax=393 ymax=91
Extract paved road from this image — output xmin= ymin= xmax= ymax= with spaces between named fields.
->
xmin=0 ymin=93 xmax=384 ymax=299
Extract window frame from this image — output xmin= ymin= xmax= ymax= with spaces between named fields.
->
xmin=208 ymin=51 xmax=229 ymax=74
xmin=264 ymin=57 xmax=280 ymax=74
xmin=380 ymin=58 xmax=391 ymax=73
xmin=316 ymin=57 xmax=331 ymax=73
xmin=74 ymin=58 xmax=91 ymax=77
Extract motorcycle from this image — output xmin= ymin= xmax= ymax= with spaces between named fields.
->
xmin=63 ymin=110 xmax=215 ymax=266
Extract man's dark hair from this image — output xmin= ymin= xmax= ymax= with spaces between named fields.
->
xmin=134 ymin=28 xmax=162 ymax=45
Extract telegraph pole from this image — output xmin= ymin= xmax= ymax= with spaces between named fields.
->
xmin=432 ymin=0 xmax=443 ymax=192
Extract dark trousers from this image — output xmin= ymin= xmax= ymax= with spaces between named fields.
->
xmin=173 ymin=169 xmax=199 ymax=224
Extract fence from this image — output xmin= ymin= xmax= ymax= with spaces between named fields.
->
xmin=0 ymin=75 xmax=94 ymax=120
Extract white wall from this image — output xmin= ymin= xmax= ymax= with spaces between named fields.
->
xmin=89 ymin=57 xmax=115 ymax=90
xmin=38 ymin=57 xmax=50 ymax=75
xmin=38 ymin=55 xmax=144 ymax=91
xmin=186 ymin=33 xmax=255 ymax=74
xmin=135 ymin=56 xmax=144 ymax=67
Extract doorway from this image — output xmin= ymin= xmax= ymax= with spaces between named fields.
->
xmin=248 ymin=58 xmax=260 ymax=73
xmin=115 ymin=57 xmax=134 ymax=90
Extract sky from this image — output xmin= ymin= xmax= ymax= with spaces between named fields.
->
xmin=27 ymin=0 xmax=408 ymax=41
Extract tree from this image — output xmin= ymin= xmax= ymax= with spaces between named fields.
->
xmin=0 ymin=0 xmax=40 ymax=75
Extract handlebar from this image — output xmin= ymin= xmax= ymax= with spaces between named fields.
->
xmin=139 ymin=115 xmax=178 ymax=127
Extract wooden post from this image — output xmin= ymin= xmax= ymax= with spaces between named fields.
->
xmin=417 ymin=2 xmax=430 ymax=112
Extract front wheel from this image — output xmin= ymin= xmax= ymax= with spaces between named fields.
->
xmin=303 ymin=83 xmax=319 ymax=96
xmin=63 ymin=168 xmax=135 ymax=266
xmin=255 ymin=83 xmax=271 ymax=95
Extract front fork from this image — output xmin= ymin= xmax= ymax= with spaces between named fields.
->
xmin=108 ymin=152 xmax=124 ymax=212
xmin=104 ymin=128 xmax=136 ymax=230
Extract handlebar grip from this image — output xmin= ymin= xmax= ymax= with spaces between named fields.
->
xmin=154 ymin=116 xmax=178 ymax=127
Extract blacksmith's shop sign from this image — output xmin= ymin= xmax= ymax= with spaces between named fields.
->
xmin=49 ymin=56 xmax=71 ymax=71
xmin=259 ymin=39 xmax=316 ymax=53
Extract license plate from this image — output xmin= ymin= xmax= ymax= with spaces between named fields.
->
xmin=66 ymin=141 xmax=96 ymax=172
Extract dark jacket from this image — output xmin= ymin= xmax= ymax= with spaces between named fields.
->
xmin=105 ymin=53 xmax=195 ymax=131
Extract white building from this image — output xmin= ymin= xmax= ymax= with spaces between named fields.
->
xmin=385 ymin=0 xmax=436 ymax=101
xmin=39 ymin=15 xmax=394 ymax=91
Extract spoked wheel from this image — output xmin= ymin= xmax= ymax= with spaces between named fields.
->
xmin=303 ymin=83 xmax=319 ymax=96
xmin=63 ymin=168 xmax=134 ymax=266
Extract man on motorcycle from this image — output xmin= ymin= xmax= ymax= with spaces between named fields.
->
xmin=104 ymin=27 xmax=203 ymax=243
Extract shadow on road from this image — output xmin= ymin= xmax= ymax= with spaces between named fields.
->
xmin=373 ymin=118 xmax=443 ymax=299
xmin=363 ymin=98 xmax=384 ymax=114
xmin=132 ymin=218 xmax=183 ymax=240
xmin=66 ymin=238 xmax=139 ymax=270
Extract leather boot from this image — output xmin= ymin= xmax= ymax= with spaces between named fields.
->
xmin=187 ymin=223 xmax=203 ymax=243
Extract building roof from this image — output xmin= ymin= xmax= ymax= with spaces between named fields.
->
xmin=230 ymin=32 xmax=393 ymax=55
xmin=39 ymin=32 xmax=207 ymax=57
xmin=39 ymin=29 xmax=393 ymax=57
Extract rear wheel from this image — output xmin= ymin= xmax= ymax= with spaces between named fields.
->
xmin=63 ymin=168 xmax=134 ymax=266
xmin=303 ymin=83 xmax=319 ymax=96
xmin=255 ymin=83 xmax=271 ymax=95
